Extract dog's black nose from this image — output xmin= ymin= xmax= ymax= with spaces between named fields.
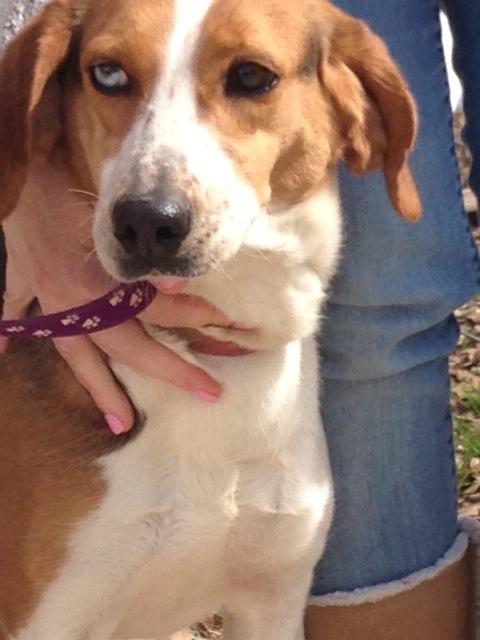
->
xmin=112 ymin=197 xmax=192 ymax=261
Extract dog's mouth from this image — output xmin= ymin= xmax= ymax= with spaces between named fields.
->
xmin=118 ymin=255 xmax=200 ymax=280
xmin=95 ymin=232 xmax=235 ymax=286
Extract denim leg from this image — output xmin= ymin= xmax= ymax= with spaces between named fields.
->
xmin=312 ymin=0 xmax=480 ymax=594
xmin=312 ymin=356 xmax=458 ymax=594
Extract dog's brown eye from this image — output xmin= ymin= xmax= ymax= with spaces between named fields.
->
xmin=225 ymin=62 xmax=279 ymax=98
xmin=89 ymin=63 xmax=130 ymax=96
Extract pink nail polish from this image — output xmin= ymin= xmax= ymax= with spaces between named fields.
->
xmin=194 ymin=390 xmax=218 ymax=404
xmin=105 ymin=414 xmax=126 ymax=435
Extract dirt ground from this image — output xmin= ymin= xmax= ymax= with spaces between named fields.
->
xmin=451 ymin=111 xmax=480 ymax=515
xmin=451 ymin=229 xmax=480 ymax=515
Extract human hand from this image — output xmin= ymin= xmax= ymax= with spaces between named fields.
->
xmin=1 ymin=164 xmax=225 ymax=434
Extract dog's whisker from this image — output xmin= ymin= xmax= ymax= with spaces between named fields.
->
xmin=68 ymin=188 xmax=99 ymax=200
xmin=82 ymin=247 xmax=98 ymax=266
xmin=221 ymin=269 xmax=235 ymax=286
xmin=65 ymin=201 xmax=98 ymax=209
xmin=78 ymin=219 xmax=95 ymax=233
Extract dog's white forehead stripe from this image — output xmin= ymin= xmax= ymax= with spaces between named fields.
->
xmin=122 ymin=0 xmax=256 ymax=227
xmin=164 ymin=0 xmax=216 ymax=82
xmin=144 ymin=0 xmax=216 ymax=141
xmin=124 ymin=0 xmax=218 ymax=175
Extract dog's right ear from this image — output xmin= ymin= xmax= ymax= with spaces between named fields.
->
xmin=0 ymin=1 xmax=76 ymax=220
xmin=320 ymin=5 xmax=422 ymax=222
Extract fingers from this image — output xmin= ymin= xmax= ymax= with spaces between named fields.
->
xmin=0 ymin=290 xmax=29 ymax=352
xmin=2 ymin=292 xmax=32 ymax=321
xmin=1 ymin=264 xmax=34 ymax=354
xmin=140 ymin=293 xmax=228 ymax=329
xmin=0 ymin=294 xmax=30 ymax=353
xmin=54 ymin=335 xmax=135 ymax=433
xmin=1 ymin=254 xmax=223 ymax=432
xmin=93 ymin=321 xmax=222 ymax=402
xmin=3 ymin=255 xmax=34 ymax=320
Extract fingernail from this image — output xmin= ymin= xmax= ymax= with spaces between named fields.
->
xmin=193 ymin=390 xmax=219 ymax=404
xmin=105 ymin=414 xmax=126 ymax=435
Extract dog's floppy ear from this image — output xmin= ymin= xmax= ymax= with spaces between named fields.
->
xmin=0 ymin=1 xmax=76 ymax=220
xmin=320 ymin=7 xmax=422 ymax=222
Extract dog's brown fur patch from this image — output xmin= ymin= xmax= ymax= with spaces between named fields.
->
xmin=0 ymin=340 xmax=142 ymax=635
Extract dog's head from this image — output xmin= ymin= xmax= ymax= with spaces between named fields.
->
xmin=0 ymin=0 xmax=421 ymax=280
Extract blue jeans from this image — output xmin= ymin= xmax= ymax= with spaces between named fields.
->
xmin=312 ymin=0 xmax=480 ymax=595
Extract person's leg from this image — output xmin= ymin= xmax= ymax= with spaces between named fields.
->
xmin=315 ymin=359 xmax=461 ymax=594
xmin=308 ymin=361 xmax=473 ymax=640
xmin=307 ymin=0 xmax=480 ymax=637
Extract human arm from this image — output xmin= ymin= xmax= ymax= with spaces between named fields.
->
xmin=1 ymin=164 xmax=225 ymax=434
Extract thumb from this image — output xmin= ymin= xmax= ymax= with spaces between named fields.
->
xmin=2 ymin=290 xmax=33 ymax=321
xmin=0 ymin=292 xmax=32 ymax=354
xmin=1 ymin=261 xmax=35 ymax=353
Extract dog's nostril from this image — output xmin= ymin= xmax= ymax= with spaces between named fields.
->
xmin=124 ymin=225 xmax=137 ymax=244
xmin=156 ymin=225 xmax=178 ymax=243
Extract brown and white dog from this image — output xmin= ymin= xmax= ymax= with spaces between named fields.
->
xmin=0 ymin=1 xmax=421 ymax=638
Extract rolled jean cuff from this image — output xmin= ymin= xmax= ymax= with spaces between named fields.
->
xmin=309 ymin=527 xmax=469 ymax=607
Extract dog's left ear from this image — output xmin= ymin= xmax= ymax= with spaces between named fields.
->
xmin=0 ymin=1 xmax=76 ymax=220
xmin=320 ymin=6 xmax=422 ymax=222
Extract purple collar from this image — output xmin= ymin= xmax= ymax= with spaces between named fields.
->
xmin=0 ymin=281 xmax=156 ymax=339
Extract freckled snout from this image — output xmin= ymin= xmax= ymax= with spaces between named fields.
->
xmin=112 ymin=196 xmax=192 ymax=276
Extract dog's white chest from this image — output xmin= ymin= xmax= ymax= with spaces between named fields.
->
xmin=16 ymin=341 xmax=332 ymax=640
xmin=111 ymin=342 xmax=331 ymax=634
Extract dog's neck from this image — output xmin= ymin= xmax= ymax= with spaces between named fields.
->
xmin=155 ymin=183 xmax=343 ymax=355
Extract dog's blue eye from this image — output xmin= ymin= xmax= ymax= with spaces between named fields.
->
xmin=89 ymin=63 xmax=130 ymax=95
xmin=225 ymin=62 xmax=279 ymax=98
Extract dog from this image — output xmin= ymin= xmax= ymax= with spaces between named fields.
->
xmin=0 ymin=0 xmax=421 ymax=638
